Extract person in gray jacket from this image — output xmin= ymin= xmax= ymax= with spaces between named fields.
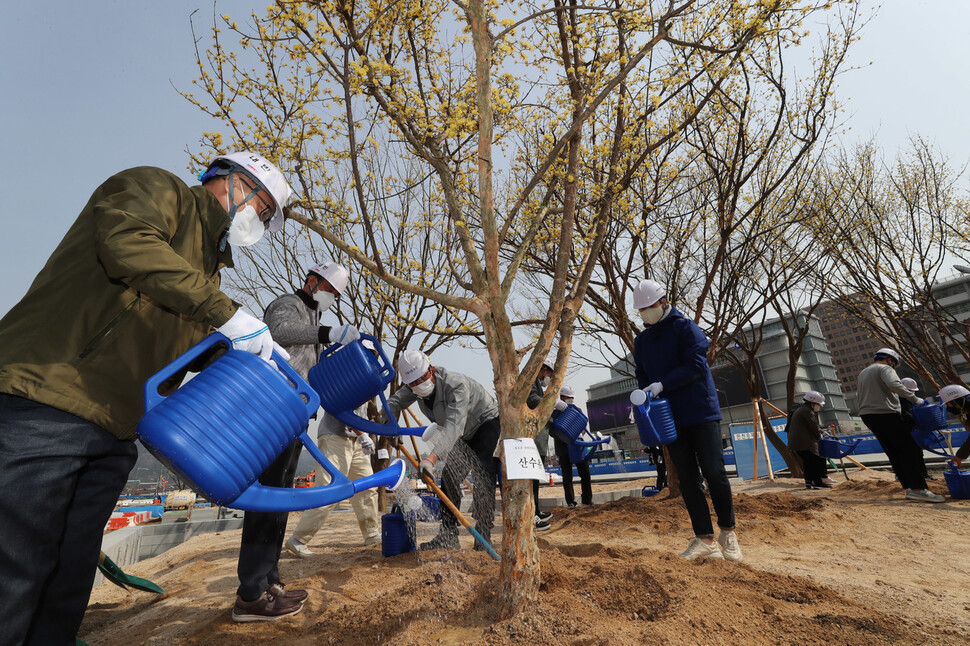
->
xmin=786 ymin=391 xmax=829 ymax=490
xmin=232 ymin=260 xmax=361 ymax=622
xmin=527 ymin=358 xmax=554 ymax=531
xmin=386 ymin=350 xmax=501 ymax=550
xmin=856 ymin=347 xmax=943 ymax=503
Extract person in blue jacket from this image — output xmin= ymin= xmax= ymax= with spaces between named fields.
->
xmin=631 ymin=279 xmax=742 ymax=562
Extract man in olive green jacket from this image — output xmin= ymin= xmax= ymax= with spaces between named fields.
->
xmin=0 ymin=151 xmax=293 ymax=646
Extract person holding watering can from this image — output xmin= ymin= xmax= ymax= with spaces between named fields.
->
xmin=552 ymin=385 xmax=594 ymax=508
xmin=385 ymin=350 xmax=501 ymax=551
xmin=938 ymin=384 xmax=970 ymax=467
xmin=630 ymin=279 xmax=742 ymax=562
xmin=232 ymin=260 xmax=361 ymax=622
xmin=527 ymin=358 xmax=555 ymax=531
xmin=0 ymin=151 xmax=292 ymax=645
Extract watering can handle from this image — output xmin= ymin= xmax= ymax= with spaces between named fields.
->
xmin=143 ymin=333 xmax=231 ymax=413
xmin=318 ymin=333 xmax=396 ymax=382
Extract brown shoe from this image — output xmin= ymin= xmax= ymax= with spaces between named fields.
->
xmin=231 ymin=589 xmax=304 ymax=622
xmin=267 ymin=582 xmax=309 ymax=604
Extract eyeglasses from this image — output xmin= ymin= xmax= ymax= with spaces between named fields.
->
xmin=237 ymin=177 xmax=274 ymax=222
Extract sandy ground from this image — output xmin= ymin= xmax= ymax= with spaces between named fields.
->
xmin=82 ymin=467 xmax=969 ymax=645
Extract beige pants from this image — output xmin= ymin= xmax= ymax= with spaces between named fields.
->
xmin=291 ymin=433 xmax=379 ymax=544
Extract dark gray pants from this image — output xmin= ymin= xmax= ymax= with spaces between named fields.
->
xmin=439 ymin=417 xmax=500 ymax=538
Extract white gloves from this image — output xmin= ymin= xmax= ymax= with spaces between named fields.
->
xmin=329 ymin=324 xmax=360 ymax=345
xmin=419 ymin=454 xmax=438 ymax=478
xmin=646 ymin=382 xmax=664 ymax=397
xmin=218 ymin=309 xmax=289 ymax=362
xmin=914 ymin=397 xmax=926 ymax=407
xmin=358 ymin=434 xmax=375 ymax=456
xmin=421 ymin=423 xmax=440 ymax=442
xmin=554 ymin=399 xmax=568 ymax=412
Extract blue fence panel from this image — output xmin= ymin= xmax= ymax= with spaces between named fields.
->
xmin=730 ymin=419 xmax=789 ymax=481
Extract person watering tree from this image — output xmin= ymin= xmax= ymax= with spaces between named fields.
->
xmin=527 ymin=357 xmax=555 ymax=531
xmin=385 ymin=350 xmax=502 ymax=551
xmin=855 ymin=348 xmax=943 ymax=503
xmin=232 ymin=259 xmax=361 ymax=622
xmin=0 ymin=151 xmax=294 ymax=644
xmin=629 ymin=279 xmax=742 ymax=562
xmin=551 ymin=385 xmax=594 ymax=508
xmin=786 ymin=391 xmax=830 ymax=490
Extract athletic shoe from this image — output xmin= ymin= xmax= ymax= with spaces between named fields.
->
xmin=717 ymin=530 xmax=743 ymax=562
xmin=566 ymin=502 xmax=578 ymax=508
xmin=536 ymin=511 xmax=553 ymax=522
xmin=821 ymin=477 xmax=837 ymax=485
xmin=284 ymin=537 xmax=314 ymax=558
xmin=905 ymin=489 xmax=945 ymax=503
xmin=678 ymin=538 xmax=724 ymax=560
xmin=363 ymin=534 xmax=381 ymax=546
xmin=814 ymin=481 xmax=833 ymax=489
xmin=534 ymin=515 xmax=552 ymax=531
xmin=267 ymin=583 xmax=308 ymax=604
xmin=419 ymin=532 xmax=460 ymax=550
xmin=231 ymin=589 xmax=304 ymax=622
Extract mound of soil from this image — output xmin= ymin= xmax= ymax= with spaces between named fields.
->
xmin=82 ymin=469 xmax=969 ymax=645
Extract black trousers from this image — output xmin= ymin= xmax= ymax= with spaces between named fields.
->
xmin=236 ymin=438 xmax=303 ymax=601
xmin=439 ymin=417 xmax=501 ymax=537
xmin=797 ymin=449 xmax=827 ymax=486
xmin=861 ymin=412 xmax=928 ymax=491
xmin=554 ymin=437 xmax=592 ymax=505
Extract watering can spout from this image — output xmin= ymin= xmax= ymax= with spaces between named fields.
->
xmin=353 ymin=458 xmax=406 ymax=494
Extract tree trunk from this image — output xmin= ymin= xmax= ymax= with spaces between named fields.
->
xmin=497 ymin=475 xmax=540 ymax=620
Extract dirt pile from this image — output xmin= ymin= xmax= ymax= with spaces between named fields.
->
xmin=82 ymin=470 xmax=968 ymax=645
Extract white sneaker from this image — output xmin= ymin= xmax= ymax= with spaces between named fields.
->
xmin=717 ymin=530 xmax=743 ymax=562
xmin=534 ymin=515 xmax=552 ymax=532
xmin=285 ymin=537 xmax=314 ymax=558
xmin=679 ymin=538 xmax=723 ymax=560
xmin=362 ymin=535 xmax=381 ymax=546
xmin=905 ymin=489 xmax=945 ymax=503
xmin=821 ymin=477 xmax=837 ymax=485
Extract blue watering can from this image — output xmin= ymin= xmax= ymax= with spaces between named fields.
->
xmin=910 ymin=428 xmax=953 ymax=458
xmin=309 ymin=334 xmax=425 ymax=437
xmin=630 ymin=389 xmax=678 ymax=446
xmin=943 ymin=463 xmax=970 ymax=499
xmin=818 ymin=437 xmax=862 ymax=460
xmin=550 ymin=404 xmax=589 ymax=444
xmin=137 ymin=333 xmax=406 ymax=512
xmin=911 ymin=402 xmax=948 ymax=432
xmin=567 ymin=430 xmax=610 ymax=463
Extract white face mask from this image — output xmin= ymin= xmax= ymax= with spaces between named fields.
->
xmin=640 ymin=306 xmax=664 ymax=326
xmin=313 ymin=290 xmax=336 ymax=312
xmin=412 ymin=379 xmax=435 ymax=398
xmin=226 ymin=204 xmax=265 ymax=247
xmin=540 ymin=376 xmax=551 ymax=388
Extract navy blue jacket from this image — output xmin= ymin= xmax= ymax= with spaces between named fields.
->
xmin=633 ymin=307 xmax=721 ymax=427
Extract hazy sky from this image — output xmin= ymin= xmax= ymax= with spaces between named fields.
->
xmin=2 ymin=1 xmax=968 ymax=410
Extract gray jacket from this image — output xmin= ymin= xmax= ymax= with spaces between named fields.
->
xmin=385 ymin=366 xmax=499 ymax=457
xmin=856 ymin=363 xmax=919 ymax=415
xmin=262 ymin=291 xmax=323 ymax=380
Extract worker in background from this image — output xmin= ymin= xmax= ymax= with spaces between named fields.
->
xmin=385 ymin=350 xmax=501 ymax=551
xmin=231 ymin=260 xmax=360 ymax=622
xmin=856 ymin=348 xmax=943 ymax=503
xmin=787 ymin=391 xmax=830 ymax=490
xmin=630 ymin=279 xmax=742 ymax=562
xmin=285 ymin=402 xmax=380 ymax=558
xmin=527 ymin=358 xmax=554 ymax=530
xmin=900 ymin=377 xmax=932 ymax=481
xmin=552 ymin=385 xmax=594 ymax=507
xmin=938 ymin=384 xmax=970 ymax=468
xmin=0 ymin=151 xmax=292 ymax=644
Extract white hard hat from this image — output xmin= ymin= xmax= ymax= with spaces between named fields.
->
xmin=803 ymin=391 xmax=825 ymax=405
xmin=208 ymin=151 xmax=292 ymax=233
xmin=939 ymin=384 xmax=970 ymax=404
xmin=632 ymin=279 xmax=666 ymax=310
xmin=399 ymin=349 xmax=431 ymax=385
xmin=309 ymin=260 xmax=349 ymax=295
xmin=900 ymin=377 xmax=918 ymax=392
xmin=874 ymin=347 xmax=901 ymax=364
xmin=542 ymin=357 xmax=554 ymax=372
xmin=560 ymin=385 xmax=575 ymax=398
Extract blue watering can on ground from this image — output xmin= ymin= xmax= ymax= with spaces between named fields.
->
xmin=309 ymin=334 xmax=425 ymax=437
xmin=137 ymin=333 xmax=406 ymax=512
xmin=567 ymin=430 xmax=610 ymax=463
xmin=630 ymin=389 xmax=678 ymax=446
xmin=550 ymin=404 xmax=589 ymax=444
xmin=943 ymin=464 xmax=970 ymax=499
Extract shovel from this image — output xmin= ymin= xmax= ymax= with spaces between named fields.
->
xmin=98 ymin=552 xmax=165 ymax=594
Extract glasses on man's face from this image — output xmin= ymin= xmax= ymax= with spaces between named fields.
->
xmin=237 ymin=178 xmax=274 ymax=222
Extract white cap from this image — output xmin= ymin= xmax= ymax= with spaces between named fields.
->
xmin=803 ymin=391 xmax=825 ymax=405
xmin=309 ymin=260 xmax=349 ymax=295
xmin=939 ymin=384 xmax=970 ymax=404
xmin=632 ymin=279 xmax=665 ymax=310
xmin=209 ymin=152 xmax=292 ymax=233
xmin=900 ymin=377 xmax=918 ymax=392
xmin=542 ymin=357 xmax=554 ymax=372
xmin=874 ymin=347 xmax=901 ymax=364
xmin=399 ymin=349 xmax=431 ymax=384
xmin=560 ymin=385 xmax=575 ymax=398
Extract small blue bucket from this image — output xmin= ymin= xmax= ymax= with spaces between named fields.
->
xmin=631 ymin=391 xmax=678 ymax=446
xmin=943 ymin=465 xmax=970 ymax=499
xmin=912 ymin=403 xmax=948 ymax=432
xmin=381 ymin=503 xmax=416 ymax=557
xmin=641 ymin=486 xmax=660 ymax=497
xmin=551 ymin=405 xmax=589 ymax=444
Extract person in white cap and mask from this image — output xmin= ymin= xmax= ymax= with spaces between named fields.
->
xmin=527 ymin=358 xmax=555 ymax=530
xmin=787 ymin=392 xmax=830 ymax=489
xmin=232 ymin=260 xmax=362 ymax=622
xmin=551 ymin=385 xmax=594 ymax=507
xmin=856 ymin=348 xmax=943 ymax=502
xmin=630 ymin=279 xmax=742 ymax=562
xmin=899 ymin=377 xmax=932 ymax=481
xmin=385 ymin=350 xmax=501 ymax=551
xmin=0 ymin=151 xmax=293 ymax=644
